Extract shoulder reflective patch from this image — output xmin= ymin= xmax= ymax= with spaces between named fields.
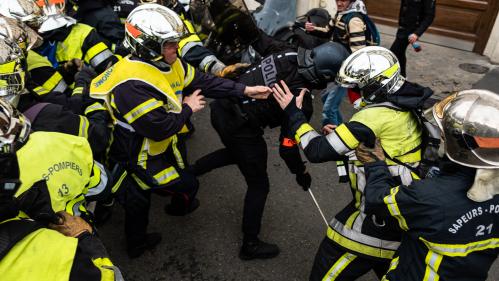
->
xmin=420 ymin=237 xmax=499 ymax=257
xmin=335 ymin=124 xmax=359 ymax=150
xmin=322 ymin=252 xmax=357 ymax=281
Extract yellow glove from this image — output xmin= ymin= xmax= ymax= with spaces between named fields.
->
xmin=217 ymin=63 xmax=251 ymax=78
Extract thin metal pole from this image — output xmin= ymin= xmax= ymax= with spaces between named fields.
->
xmin=307 ymin=189 xmax=329 ymax=227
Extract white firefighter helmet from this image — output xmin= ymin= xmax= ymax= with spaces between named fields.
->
xmin=35 ymin=0 xmax=76 ymax=33
xmin=0 ymin=0 xmax=45 ymax=30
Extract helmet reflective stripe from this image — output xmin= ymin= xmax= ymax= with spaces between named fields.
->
xmin=380 ymin=63 xmax=399 ymax=80
xmin=125 ymin=22 xmax=143 ymax=38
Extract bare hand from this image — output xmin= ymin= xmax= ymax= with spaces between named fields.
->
xmin=355 ymin=138 xmax=386 ymax=163
xmin=305 ymin=22 xmax=315 ymax=32
xmin=322 ymin=124 xmax=337 ymax=135
xmin=272 ymin=80 xmax=296 ymax=109
xmin=48 ymin=211 xmax=93 ymax=238
xmin=244 ymin=85 xmax=271 ymax=99
xmin=183 ymin=89 xmax=206 ymax=112
xmin=408 ymin=33 xmax=419 ymax=44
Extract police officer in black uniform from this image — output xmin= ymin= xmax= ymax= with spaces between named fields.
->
xmin=390 ymin=0 xmax=436 ymax=77
xmin=191 ymin=33 xmax=350 ymax=260
xmin=356 ymin=89 xmax=499 ymax=280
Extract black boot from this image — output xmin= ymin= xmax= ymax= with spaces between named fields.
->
xmin=164 ymin=198 xmax=200 ymax=216
xmin=127 ymin=232 xmax=162 ymax=259
xmin=239 ymin=238 xmax=280 ymax=260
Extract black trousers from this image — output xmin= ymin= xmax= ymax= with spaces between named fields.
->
xmin=118 ymin=169 xmax=199 ymax=247
xmin=390 ymin=35 xmax=410 ymax=77
xmin=309 ymin=237 xmax=390 ymax=281
xmin=193 ymin=105 xmax=270 ymax=239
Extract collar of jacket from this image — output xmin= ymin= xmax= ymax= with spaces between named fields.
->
xmin=438 ymin=157 xmax=476 ymax=177
xmin=130 ymin=56 xmax=172 ymax=72
xmin=386 ymin=81 xmax=434 ymax=110
xmin=40 ymin=25 xmax=72 ymax=43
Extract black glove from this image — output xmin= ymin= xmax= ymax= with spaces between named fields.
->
xmin=295 ymin=172 xmax=312 ymax=191
xmin=16 ymin=180 xmax=61 ymax=225
xmin=74 ymin=66 xmax=97 ymax=88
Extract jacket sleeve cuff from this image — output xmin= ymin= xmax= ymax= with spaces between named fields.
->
xmin=284 ymin=100 xmax=308 ymax=133
xmin=182 ymin=103 xmax=194 ymax=118
xmin=235 ymin=83 xmax=246 ymax=98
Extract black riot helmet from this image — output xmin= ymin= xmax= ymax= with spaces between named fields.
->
xmin=304 ymin=8 xmax=331 ymax=28
xmin=297 ymin=42 xmax=350 ymax=85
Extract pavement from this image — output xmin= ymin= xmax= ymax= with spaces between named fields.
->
xmin=98 ymin=35 xmax=499 ymax=281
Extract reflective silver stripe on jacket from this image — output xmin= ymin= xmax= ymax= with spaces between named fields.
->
xmin=299 ymin=130 xmax=321 ymax=149
xmin=327 ymin=131 xmax=351 ymax=155
xmin=85 ymin=161 xmax=109 ymax=197
xmin=90 ymin=49 xmax=113 ymax=68
xmin=115 ymin=119 xmax=135 ymax=132
xmin=53 ymin=79 xmax=68 ymax=93
xmin=349 ymin=164 xmax=415 ymax=234
xmin=330 ymin=218 xmax=401 ymax=250
xmin=180 ymin=41 xmax=203 ymax=57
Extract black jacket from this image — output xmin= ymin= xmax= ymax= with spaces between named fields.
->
xmin=17 ymin=94 xmax=111 ymax=157
xmin=397 ymin=0 xmax=436 ymax=37
xmin=364 ymin=159 xmax=499 ymax=280
xmin=209 ymin=33 xmax=318 ymax=176
xmin=74 ymin=0 xmax=124 ymax=47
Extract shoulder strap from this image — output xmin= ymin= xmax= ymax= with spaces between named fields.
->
xmin=22 ymin=103 xmax=50 ymax=123
xmin=383 ymin=148 xmax=421 ymax=175
xmin=0 ymin=219 xmax=43 ymax=260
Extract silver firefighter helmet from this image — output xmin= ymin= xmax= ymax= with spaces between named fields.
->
xmin=336 ymin=46 xmax=405 ymax=104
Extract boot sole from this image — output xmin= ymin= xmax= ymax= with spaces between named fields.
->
xmin=238 ymin=251 xmax=280 ymax=260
